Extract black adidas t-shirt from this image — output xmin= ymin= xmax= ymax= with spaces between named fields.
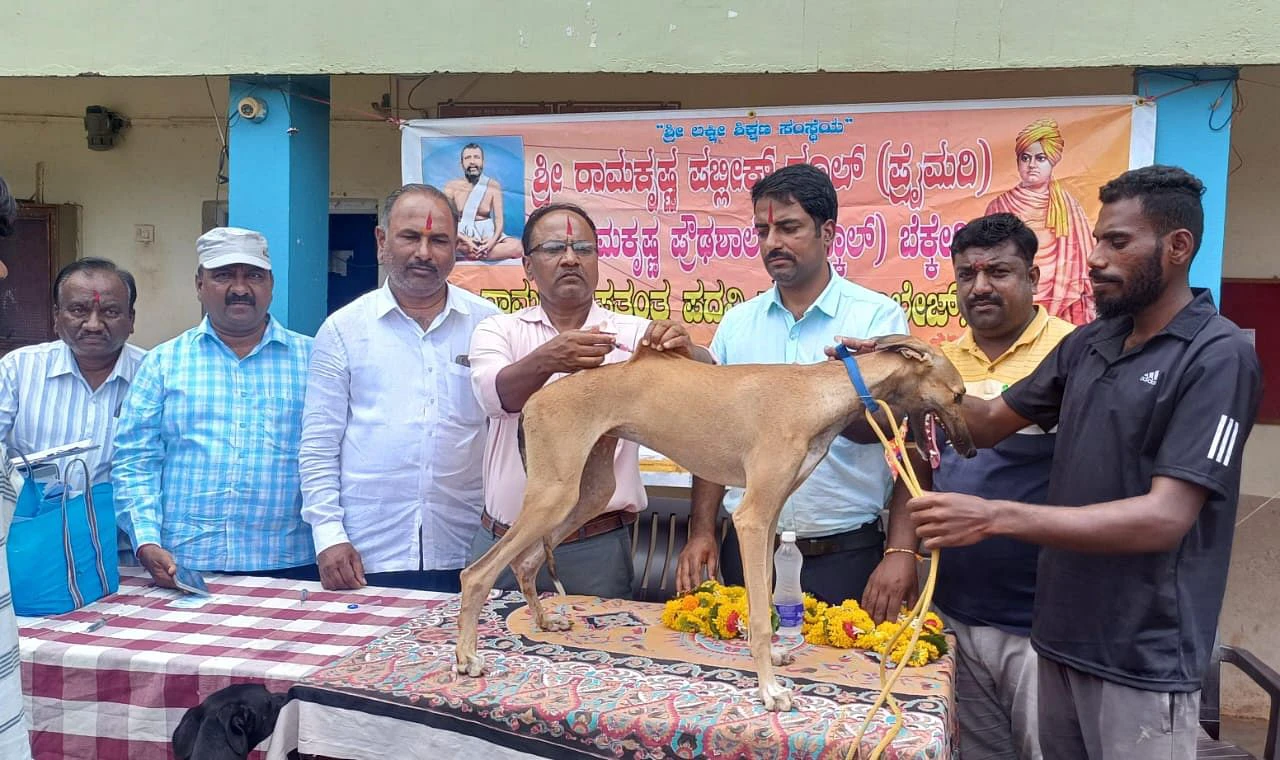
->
xmin=1002 ymin=289 xmax=1261 ymax=691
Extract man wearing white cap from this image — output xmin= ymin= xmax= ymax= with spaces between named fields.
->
xmin=113 ymin=227 xmax=317 ymax=586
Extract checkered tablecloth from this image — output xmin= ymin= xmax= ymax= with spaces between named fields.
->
xmin=18 ymin=567 xmax=449 ymax=760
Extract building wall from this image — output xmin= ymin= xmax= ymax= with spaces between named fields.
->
xmin=2 ymin=66 xmax=1278 ymax=716
xmin=2 ymin=1 xmax=1279 ymax=77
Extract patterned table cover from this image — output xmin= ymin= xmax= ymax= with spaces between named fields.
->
xmin=294 ymin=593 xmax=956 ymax=759
xmin=18 ymin=567 xmax=449 ymax=760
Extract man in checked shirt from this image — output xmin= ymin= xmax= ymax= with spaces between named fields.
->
xmin=114 ymin=227 xmax=317 ymax=586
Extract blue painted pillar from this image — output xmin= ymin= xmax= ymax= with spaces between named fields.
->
xmin=228 ymin=76 xmax=330 ymax=335
xmin=1135 ymin=67 xmax=1238 ymax=304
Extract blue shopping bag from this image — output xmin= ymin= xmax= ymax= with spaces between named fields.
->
xmin=7 ymin=458 xmax=120 ymax=615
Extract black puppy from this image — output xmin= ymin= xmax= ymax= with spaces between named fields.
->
xmin=173 ymin=683 xmax=289 ymax=760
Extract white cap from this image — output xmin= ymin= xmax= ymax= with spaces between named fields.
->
xmin=196 ymin=227 xmax=271 ymax=271
xmin=780 ymin=531 xmax=797 ymax=543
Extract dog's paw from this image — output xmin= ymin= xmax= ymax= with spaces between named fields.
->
xmin=770 ymin=644 xmax=796 ymax=667
xmin=454 ymin=650 xmax=485 ymax=678
xmin=759 ymin=682 xmax=794 ymax=712
xmin=537 ymin=612 xmax=572 ymax=632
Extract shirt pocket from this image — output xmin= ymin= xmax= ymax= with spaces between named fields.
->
xmin=263 ymin=394 xmax=304 ymax=453
xmin=445 ymin=363 xmax=486 ymax=425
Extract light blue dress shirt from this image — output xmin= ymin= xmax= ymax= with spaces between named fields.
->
xmin=113 ymin=317 xmax=314 ymax=571
xmin=710 ymin=267 xmax=910 ymax=538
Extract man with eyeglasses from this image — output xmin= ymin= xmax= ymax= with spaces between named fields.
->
xmin=0 ymin=256 xmax=146 ymax=565
xmin=467 ymin=202 xmax=711 ymax=598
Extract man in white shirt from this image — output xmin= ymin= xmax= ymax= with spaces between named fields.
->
xmin=0 ymin=256 xmax=145 ymax=565
xmin=300 ymin=184 xmax=500 ymax=592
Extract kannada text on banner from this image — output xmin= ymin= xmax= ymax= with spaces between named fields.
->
xmin=403 ymin=98 xmax=1152 ymax=345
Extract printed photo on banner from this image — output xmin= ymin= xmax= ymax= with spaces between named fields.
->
xmin=420 ymin=135 xmax=526 ymax=265
xmin=985 ymin=118 xmax=1096 ymax=323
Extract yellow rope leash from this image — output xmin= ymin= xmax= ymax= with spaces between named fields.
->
xmin=844 ymin=400 xmax=939 ymax=760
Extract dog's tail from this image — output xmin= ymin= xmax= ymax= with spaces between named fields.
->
xmin=544 ymin=537 xmax=566 ymax=596
xmin=516 ymin=413 xmax=527 ymax=472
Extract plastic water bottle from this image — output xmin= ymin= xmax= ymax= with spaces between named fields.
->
xmin=773 ymin=531 xmax=805 ymax=641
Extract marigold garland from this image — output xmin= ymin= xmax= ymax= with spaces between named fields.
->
xmin=661 ymin=581 xmax=947 ymax=666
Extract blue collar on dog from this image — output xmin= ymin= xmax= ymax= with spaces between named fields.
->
xmin=833 ymin=344 xmax=877 ymax=408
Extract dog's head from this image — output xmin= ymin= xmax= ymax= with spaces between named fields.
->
xmin=173 ymin=683 xmax=289 ymax=760
xmin=864 ymin=334 xmax=976 ymax=459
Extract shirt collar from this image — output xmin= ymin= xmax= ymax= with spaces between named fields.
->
xmin=518 ymin=301 xmax=617 ymax=332
xmin=375 ymin=282 xmax=471 ymax=322
xmin=47 ymin=340 xmax=141 ymax=386
xmin=766 ymin=265 xmax=842 ymax=319
xmin=195 ymin=314 xmax=287 ymax=353
xmin=1088 ymin=288 xmax=1218 ymax=350
xmin=956 ymin=305 xmax=1051 ymax=363
xmin=1161 ymin=288 xmax=1218 ymax=341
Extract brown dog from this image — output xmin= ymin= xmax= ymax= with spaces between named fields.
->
xmin=455 ymin=334 xmax=975 ymax=711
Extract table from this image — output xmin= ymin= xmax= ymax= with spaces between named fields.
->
xmin=639 ymin=447 xmax=692 ymax=489
xmin=275 ymin=592 xmax=956 ymax=759
xmin=18 ymin=567 xmax=449 ymax=760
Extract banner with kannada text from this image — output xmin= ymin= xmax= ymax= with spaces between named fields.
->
xmin=402 ymin=96 xmax=1155 ymax=345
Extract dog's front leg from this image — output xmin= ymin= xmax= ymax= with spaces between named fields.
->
xmin=734 ymin=511 xmax=794 ymax=712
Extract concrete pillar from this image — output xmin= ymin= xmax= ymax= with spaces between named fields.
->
xmin=227 ymin=75 xmax=330 ymax=335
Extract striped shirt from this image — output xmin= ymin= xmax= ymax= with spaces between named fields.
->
xmin=0 ymin=340 xmax=146 ymax=484
xmin=0 ymin=446 xmax=32 ymax=759
xmin=113 ymin=317 xmax=314 ymax=572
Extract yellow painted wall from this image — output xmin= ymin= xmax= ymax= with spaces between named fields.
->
xmin=3 ymin=68 xmax=1279 ymax=718
xmin=2 ymin=1 xmax=1279 ymax=77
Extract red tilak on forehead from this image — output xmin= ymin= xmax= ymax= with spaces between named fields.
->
xmin=566 ymin=216 xmax=574 ymax=236
xmin=423 ymin=212 xmax=433 ymax=233
xmin=768 ymin=202 xmax=774 ymax=224
xmin=92 ymin=290 xmax=101 ymax=305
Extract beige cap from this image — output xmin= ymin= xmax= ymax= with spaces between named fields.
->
xmin=196 ymin=227 xmax=271 ymax=270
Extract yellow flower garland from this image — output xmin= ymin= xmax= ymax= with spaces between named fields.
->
xmin=661 ymin=581 xmax=947 ymax=666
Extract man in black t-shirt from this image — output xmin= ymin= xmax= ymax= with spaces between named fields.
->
xmin=901 ymin=166 xmax=1261 ymax=760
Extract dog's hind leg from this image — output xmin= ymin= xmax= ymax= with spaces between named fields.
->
xmin=733 ymin=446 xmax=812 ymax=712
xmin=455 ymin=454 xmax=594 ymax=677
xmin=509 ymin=435 xmax=619 ymax=632
xmin=455 ymin=435 xmax=617 ymax=677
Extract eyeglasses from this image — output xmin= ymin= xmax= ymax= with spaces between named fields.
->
xmin=528 ymin=240 xmax=599 ymax=258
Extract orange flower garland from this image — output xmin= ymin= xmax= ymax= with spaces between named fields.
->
xmin=662 ymin=581 xmax=947 ymax=666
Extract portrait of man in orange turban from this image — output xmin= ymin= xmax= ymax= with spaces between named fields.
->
xmin=985 ymin=118 xmax=1095 ymax=324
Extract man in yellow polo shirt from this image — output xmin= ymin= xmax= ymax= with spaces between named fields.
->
xmin=931 ymin=212 xmax=1074 ymax=760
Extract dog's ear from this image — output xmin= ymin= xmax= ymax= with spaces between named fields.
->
xmin=877 ymin=342 xmax=930 ymax=363
xmin=219 ymin=702 xmax=254 ymax=757
xmin=172 ymin=704 xmax=205 ymax=760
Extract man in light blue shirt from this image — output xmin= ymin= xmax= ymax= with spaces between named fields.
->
xmin=300 ymin=184 xmax=499 ymax=593
xmin=676 ymin=164 xmax=919 ymax=618
xmin=114 ymin=227 xmax=315 ymax=586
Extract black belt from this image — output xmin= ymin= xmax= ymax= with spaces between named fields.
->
xmin=782 ymin=521 xmax=884 ymax=558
